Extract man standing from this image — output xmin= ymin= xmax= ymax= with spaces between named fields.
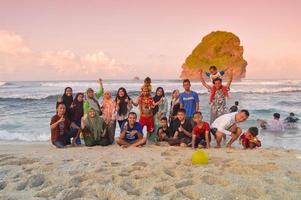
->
xmin=179 ymin=79 xmax=200 ymax=123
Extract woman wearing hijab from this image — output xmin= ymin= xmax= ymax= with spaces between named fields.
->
xmin=83 ymin=79 xmax=104 ymax=115
xmin=81 ymin=107 xmax=110 ymax=146
xmin=62 ymin=87 xmax=73 ymax=119
xmin=115 ymin=87 xmax=132 ymax=129
xmin=151 ymin=87 xmax=168 ymax=141
xmin=70 ymin=93 xmax=84 ymax=144
xmin=101 ymin=91 xmax=117 ymax=144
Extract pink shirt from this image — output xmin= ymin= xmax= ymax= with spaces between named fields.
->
xmin=101 ymin=100 xmax=116 ymax=122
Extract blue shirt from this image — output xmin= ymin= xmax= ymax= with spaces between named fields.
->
xmin=179 ymin=91 xmax=199 ymax=117
xmin=121 ymin=121 xmax=143 ymax=141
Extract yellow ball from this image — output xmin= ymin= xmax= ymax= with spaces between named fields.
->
xmin=192 ymin=149 xmax=209 ymax=165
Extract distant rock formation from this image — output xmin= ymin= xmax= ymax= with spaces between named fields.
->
xmin=180 ymin=31 xmax=247 ymax=80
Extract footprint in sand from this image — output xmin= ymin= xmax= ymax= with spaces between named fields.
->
xmin=131 ymin=161 xmax=147 ymax=168
xmin=164 ymin=168 xmax=176 ymax=178
xmin=110 ymin=161 xmax=122 ymax=167
xmin=175 ymin=179 xmax=194 ymax=189
xmin=179 ymin=188 xmax=201 ymax=200
xmin=0 ymin=157 xmax=37 ymax=166
xmin=68 ymin=175 xmax=86 ymax=187
xmin=34 ymin=186 xmax=62 ymax=198
xmin=16 ymin=180 xmax=28 ymax=191
xmin=286 ymin=170 xmax=301 ymax=182
xmin=28 ymin=174 xmax=45 ymax=188
xmin=153 ymin=184 xmax=175 ymax=196
xmin=56 ymin=188 xmax=83 ymax=200
xmin=248 ymin=162 xmax=278 ymax=171
xmin=120 ymin=181 xmax=141 ymax=196
xmin=200 ymin=175 xmax=229 ymax=186
xmin=119 ymin=169 xmax=130 ymax=177
xmin=0 ymin=181 xmax=7 ymax=190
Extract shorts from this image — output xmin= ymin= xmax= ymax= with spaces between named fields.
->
xmin=194 ymin=137 xmax=207 ymax=148
xmin=180 ymin=137 xmax=192 ymax=146
xmin=139 ymin=115 xmax=154 ymax=133
xmin=125 ymin=139 xmax=138 ymax=144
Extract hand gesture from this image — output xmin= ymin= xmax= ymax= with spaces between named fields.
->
xmin=178 ymin=125 xmax=183 ymax=132
xmin=58 ymin=116 xmax=65 ymax=123
xmin=130 ymin=130 xmax=137 ymax=137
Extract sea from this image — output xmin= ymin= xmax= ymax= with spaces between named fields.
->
xmin=0 ymin=79 xmax=300 ymax=150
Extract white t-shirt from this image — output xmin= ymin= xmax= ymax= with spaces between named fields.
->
xmin=267 ymin=119 xmax=285 ymax=132
xmin=211 ymin=112 xmax=237 ymax=135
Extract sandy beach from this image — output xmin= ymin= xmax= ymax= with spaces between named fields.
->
xmin=0 ymin=144 xmax=300 ymax=200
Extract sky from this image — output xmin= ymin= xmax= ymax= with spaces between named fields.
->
xmin=0 ymin=0 xmax=300 ymax=81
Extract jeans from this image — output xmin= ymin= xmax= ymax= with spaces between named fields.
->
xmin=52 ymin=141 xmax=65 ymax=148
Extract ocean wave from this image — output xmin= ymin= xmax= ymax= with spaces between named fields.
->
xmin=0 ymin=130 xmax=49 ymax=142
xmin=231 ymin=87 xmax=301 ymax=94
xmin=0 ymin=82 xmax=6 ymax=87
xmin=0 ymin=95 xmax=58 ymax=101
xmin=1 ymin=87 xmax=300 ymax=101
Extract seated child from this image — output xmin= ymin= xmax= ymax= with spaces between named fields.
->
xmin=191 ymin=112 xmax=211 ymax=149
xmin=204 ymin=66 xmax=231 ymax=104
xmin=141 ymin=77 xmax=152 ymax=93
xmin=168 ymin=109 xmax=193 ymax=147
xmin=157 ymin=117 xmax=172 ymax=142
xmin=239 ymin=127 xmax=261 ymax=149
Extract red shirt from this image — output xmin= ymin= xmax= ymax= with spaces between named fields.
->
xmin=240 ymin=133 xmax=261 ymax=149
xmin=193 ymin=122 xmax=210 ymax=138
xmin=50 ymin=115 xmax=70 ymax=142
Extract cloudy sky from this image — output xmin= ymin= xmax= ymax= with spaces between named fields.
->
xmin=0 ymin=0 xmax=300 ymax=81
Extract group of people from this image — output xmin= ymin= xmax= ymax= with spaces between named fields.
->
xmin=51 ymin=66 xmax=296 ymax=150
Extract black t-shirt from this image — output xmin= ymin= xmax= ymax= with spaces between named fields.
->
xmin=157 ymin=126 xmax=172 ymax=138
xmin=171 ymin=119 xmax=193 ymax=139
xmin=171 ymin=103 xmax=181 ymax=117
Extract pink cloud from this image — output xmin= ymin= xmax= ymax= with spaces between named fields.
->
xmin=0 ymin=31 xmax=127 ymax=80
xmin=0 ymin=31 xmax=32 ymax=55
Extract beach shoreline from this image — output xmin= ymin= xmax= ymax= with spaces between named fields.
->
xmin=0 ymin=144 xmax=300 ymax=200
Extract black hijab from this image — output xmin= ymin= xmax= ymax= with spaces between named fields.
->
xmin=115 ymin=87 xmax=131 ymax=116
xmin=62 ymin=87 xmax=73 ymax=109
xmin=71 ymin=93 xmax=84 ymax=123
xmin=153 ymin=87 xmax=165 ymax=115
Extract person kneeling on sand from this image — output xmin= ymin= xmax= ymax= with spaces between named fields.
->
xmin=168 ymin=109 xmax=193 ymax=147
xmin=116 ymin=112 xmax=147 ymax=148
xmin=211 ymin=110 xmax=249 ymax=148
xmin=239 ymin=127 xmax=261 ymax=149
xmin=50 ymin=103 xmax=77 ymax=148
xmin=81 ymin=108 xmax=111 ymax=146
xmin=191 ymin=112 xmax=211 ymax=149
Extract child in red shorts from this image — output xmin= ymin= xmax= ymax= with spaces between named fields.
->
xmin=239 ymin=127 xmax=261 ymax=149
xmin=134 ymin=86 xmax=155 ymax=138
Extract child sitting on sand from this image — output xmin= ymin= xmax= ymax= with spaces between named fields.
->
xmin=141 ymin=77 xmax=152 ymax=93
xmin=201 ymin=66 xmax=232 ymax=104
xmin=239 ymin=127 xmax=261 ymax=149
xmin=157 ymin=117 xmax=172 ymax=142
xmin=191 ymin=112 xmax=211 ymax=149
